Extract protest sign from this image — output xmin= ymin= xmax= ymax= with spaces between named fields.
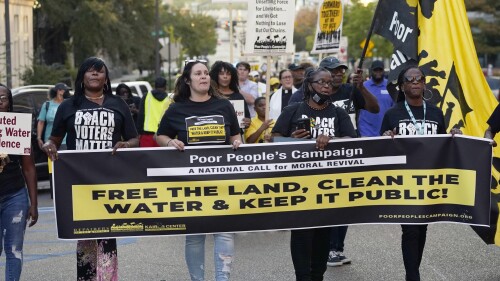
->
xmin=0 ymin=112 xmax=33 ymax=155
xmin=53 ymin=136 xmax=491 ymax=239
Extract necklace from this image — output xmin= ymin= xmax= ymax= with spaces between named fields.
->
xmin=306 ymin=100 xmax=330 ymax=111
xmin=404 ymin=100 xmax=426 ymax=135
xmin=85 ymin=94 xmax=104 ymax=100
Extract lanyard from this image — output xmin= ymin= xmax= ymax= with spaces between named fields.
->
xmin=404 ymin=100 xmax=426 ymax=135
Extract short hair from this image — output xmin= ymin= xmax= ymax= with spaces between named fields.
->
xmin=173 ymin=61 xmax=219 ymax=102
xmin=254 ymin=96 xmax=266 ymax=106
xmin=209 ymin=61 xmax=239 ymax=93
xmin=279 ymin=69 xmax=292 ymax=80
xmin=235 ymin=61 xmax=251 ymax=71
xmin=154 ymin=77 xmax=167 ymax=88
xmin=0 ymin=83 xmax=13 ymax=112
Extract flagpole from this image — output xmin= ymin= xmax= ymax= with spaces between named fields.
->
xmin=358 ymin=0 xmax=382 ymax=69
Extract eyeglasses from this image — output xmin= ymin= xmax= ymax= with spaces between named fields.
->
xmin=281 ymin=75 xmax=293 ymax=79
xmin=184 ymin=59 xmax=207 ymax=66
xmin=0 ymin=96 xmax=8 ymax=102
xmin=311 ymin=80 xmax=334 ymax=87
xmin=404 ymin=75 xmax=425 ymax=83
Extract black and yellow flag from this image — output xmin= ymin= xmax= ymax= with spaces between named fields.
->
xmin=417 ymin=0 xmax=499 ymax=245
xmin=374 ymin=0 xmax=499 ymax=245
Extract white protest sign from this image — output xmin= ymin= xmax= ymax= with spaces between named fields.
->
xmin=0 ymin=112 xmax=33 ymax=155
xmin=230 ymin=100 xmax=246 ymax=128
xmin=245 ymin=0 xmax=295 ymax=55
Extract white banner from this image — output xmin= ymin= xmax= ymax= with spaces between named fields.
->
xmin=229 ymin=100 xmax=246 ymax=128
xmin=0 ymin=112 xmax=33 ymax=155
xmin=245 ymin=0 xmax=295 ymax=55
xmin=311 ymin=0 xmax=345 ymax=54
xmin=212 ymin=0 xmax=247 ymax=3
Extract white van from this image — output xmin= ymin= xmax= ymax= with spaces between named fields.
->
xmin=111 ymin=81 xmax=152 ymax=98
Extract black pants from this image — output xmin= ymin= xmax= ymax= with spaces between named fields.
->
xmin=401 ymin=224 xmax=428 ymax=281
xmin=290 ymin=228 xmax=331 ymax=281
xmin=329 ymin=226 xmax=348 ymax=252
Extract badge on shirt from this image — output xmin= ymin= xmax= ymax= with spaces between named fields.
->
xmin=186 ymin=115 xmax=226 ymax=144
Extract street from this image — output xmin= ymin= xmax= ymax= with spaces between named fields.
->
xmin=2 ymin=181 xmax=500 ymax=281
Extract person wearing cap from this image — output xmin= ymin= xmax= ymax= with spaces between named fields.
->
xmin=236 ymin=62 xmax=259 ymax=117
xmin=36 ymin=83 xmax=71 ymax=150
xmin=289 ymin=62 xmax=314 ymax=89
xmin=137 ymin=77 xmax=172 ymax=147
xmin=269 ymin=69 xmax=297 ymax=120
xmin=270 ymin=77 xmax=280 ymax=93
xmin=358 ymin=60 xmax=394 ymax=137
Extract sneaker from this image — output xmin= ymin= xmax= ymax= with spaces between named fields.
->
xmin=327 ymin=251 xmax=343 ymax=267
xmin=337 ymin=252 xmax=351 ymax=264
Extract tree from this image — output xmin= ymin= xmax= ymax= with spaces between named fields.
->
xmin=464 ymin=0 xmax=500 ymax=65
xmin=161 ymin=9 xmax=217 ymax=58
xmin=343 ymin=0 xmax=392 ymax=62
xmin=294 ymin=8 xmax=318 ymax=52
xmin=37 ymin=0 xmax=156 ymax=67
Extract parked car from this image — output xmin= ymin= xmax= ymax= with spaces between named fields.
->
xmin=486 ymin=77 xmax=500 ymax=100
xmin=11 ymin=85 xmax=54 ymax=180
xmin=111 ymin=80 xmax=152 ymax=98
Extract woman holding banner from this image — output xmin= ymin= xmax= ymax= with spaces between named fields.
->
xmin=381 ymin=65 xmax=461 ymax=281
xmin=271 ymin=67 xmax=356 ymax=281
xmin=42 ymin=57 xmax=139 ymax=280
xmin=155 ymin=60 xmax=242 ymax=281
xmin=0 ymin=83 xmax=38 ymax=281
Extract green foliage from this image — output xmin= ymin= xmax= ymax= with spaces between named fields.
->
xmin=343 ymin=0 xmax=392 ymax=61
xmin=162 ymin=9 xmax=218 ymax=58
xmin=464 ymin=0 xmax=500 ymax=56
xmin=38 ymin=0 xmax=156 ymax=66
xmin=20 ymin=63 xmax=72 ymax=86
xmin=294 ymin=8 xmax=318 ymax=52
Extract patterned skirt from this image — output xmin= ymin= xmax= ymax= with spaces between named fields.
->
xmin=77 ymin=239 xmax=118 ymax=281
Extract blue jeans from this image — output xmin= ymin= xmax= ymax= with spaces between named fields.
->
xmin=185 ymin=233 xmax=234 ymax=281
xmin=0 ymin=188 xmax=29 ymax=281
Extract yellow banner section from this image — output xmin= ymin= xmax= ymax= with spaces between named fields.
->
xmin=73 ymin=169 xmax=475 ymax=221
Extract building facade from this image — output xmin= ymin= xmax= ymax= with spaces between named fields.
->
xmin=0 ymin=0 xmax=34 ymax=87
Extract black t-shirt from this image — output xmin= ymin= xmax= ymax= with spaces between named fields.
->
xmin=487 ymin=103 xmax=500 ymax=134
xmin=380 ymin=101 xmax=446 ymax=135
xmin=281 ymin=89 xmax=293 ymax=110
xmin=51 ymin=95 xmax=139 ymax=150
xmin=157 ymin=97 xmax=240 ymax=145
xmin=272 ymin=102 xmax=357 ymax=139
xmin=0 ymin=154 xmax=24 ymax=196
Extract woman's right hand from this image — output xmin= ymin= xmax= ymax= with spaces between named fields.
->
xmin=291 ymin=129 xmax=310 ymax=139
xmin=42 ymin=142 xmax=59 ymax=161
xmin=382 ymin=128 xmax=397 ymax=139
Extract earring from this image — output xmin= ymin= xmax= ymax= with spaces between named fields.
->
xmin=423 ymin=89 xmax=433 ymax=101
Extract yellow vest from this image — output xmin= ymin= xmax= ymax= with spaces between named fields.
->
xmin=143 ymin=92 xmax=172 ymax=132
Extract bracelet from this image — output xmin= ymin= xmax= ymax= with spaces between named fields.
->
xmin=167 ymin=139 xmax=174 ymax=146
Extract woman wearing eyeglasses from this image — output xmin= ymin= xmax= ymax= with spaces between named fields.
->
xmin=156 ymin=60 xmax=242 ymax=281
xmin=269 ymin=69 xmax=297 ymax=120
xmin=271 ymin=67 xmax=356 ymax=281
xmin=381 ymin=65 xmax=461 ymax=281
xmin=0 ymin=84 xmax=38 ymax=281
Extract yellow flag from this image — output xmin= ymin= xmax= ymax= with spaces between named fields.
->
xmin=418 ymin=0 xmax=499 ymax=245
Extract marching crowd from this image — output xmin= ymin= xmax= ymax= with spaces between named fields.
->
xmin=0 ymin=54 xmax=495 ymax=281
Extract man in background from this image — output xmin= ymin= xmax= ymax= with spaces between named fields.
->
xmin=237 ymin=62 xmax=259 ymax=117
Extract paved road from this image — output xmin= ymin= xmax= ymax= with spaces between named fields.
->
xmin=2 ymin=183 xmax=500 ymax=280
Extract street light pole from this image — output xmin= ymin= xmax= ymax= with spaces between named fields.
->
xmin=154 ymin=0 xmax=161 ymax=77
xmin=4 ymin=0 xmax=12 ymax=88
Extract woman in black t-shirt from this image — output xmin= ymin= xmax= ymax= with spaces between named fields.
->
xmin=380 ymin=66 xmax=461 ymax=281
xmin=42 ymin=57 xmax=139 ymax=280
xmin=0 ymin=83 xmax=38 ymax=281
xmin=156 ymin=60 xmax=242 ymax=281
xmin=271 ymin=67 xmax=356 ymax=281
xmin=209 ymin=60 xmax=251 ymax=129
